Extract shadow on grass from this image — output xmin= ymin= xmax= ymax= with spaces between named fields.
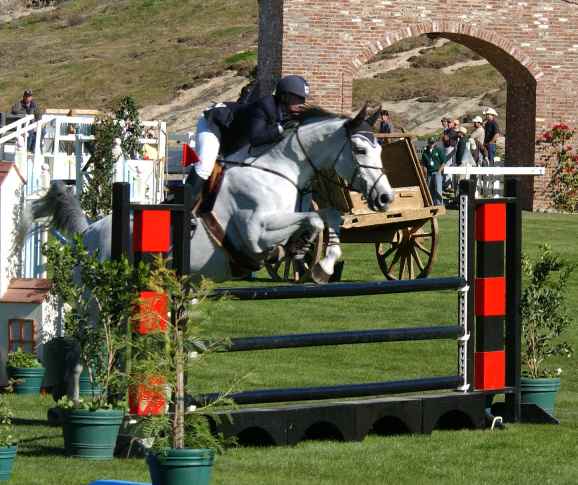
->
xmin=13 ymin=417 xmax=50 ymax=426
xmin=17 ymin=445 xmax=66 ymax=457
xmin=17 ymin=433 xmax=62 ymax=444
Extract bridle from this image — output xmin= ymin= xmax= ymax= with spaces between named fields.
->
xmin=296 ymin=127 xmax=386 ymax=204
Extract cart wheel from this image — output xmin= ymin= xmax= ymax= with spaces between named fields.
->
xmin=375 ymin=217 xmax=439 ymax=280
xmin=265 ymin=231 xmax=325 ymax=283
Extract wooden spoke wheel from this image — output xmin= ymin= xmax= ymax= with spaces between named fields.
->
xmin=375 ymin=217 xmax=439 ymax=280
xmin=265 ymin=231 xmax=325 ymax=283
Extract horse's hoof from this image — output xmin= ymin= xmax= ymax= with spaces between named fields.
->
xmin=311 ymin=263 xmax=331 ymax=284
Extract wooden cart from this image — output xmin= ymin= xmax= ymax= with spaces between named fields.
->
xmin=266 ymin=134 xmax=445 ymax=282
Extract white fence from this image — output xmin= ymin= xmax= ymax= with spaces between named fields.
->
xmin=0 ymin=112 xmax=168 ymax=279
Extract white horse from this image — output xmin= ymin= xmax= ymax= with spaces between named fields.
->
xmin=31 ymin=106 xmax=395 ymax=283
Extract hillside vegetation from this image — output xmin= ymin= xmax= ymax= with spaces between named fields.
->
xmin=0 ymin=0 xmax=257 ymax=111
xmin=1 ymin=5 xmax=506 ymax=134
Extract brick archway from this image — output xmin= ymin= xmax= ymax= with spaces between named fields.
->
xmin=257 ymin=0 xmax=578 ymax=209
xmin=345 ymin=23 xmax=541 ymax=210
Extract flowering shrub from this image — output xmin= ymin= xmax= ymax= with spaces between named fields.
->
xmin=521 ymin=245 xmax=575 ymax=378
xmin=540 ymin=123 xmax=578 ymax=212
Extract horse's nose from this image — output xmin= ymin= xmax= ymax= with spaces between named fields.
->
xmin=379 ymin=193 xmax=392 ymax=206
xmin=374 ymin=192 xmax=393 ymax=209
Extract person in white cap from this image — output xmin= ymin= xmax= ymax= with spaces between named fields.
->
xmin=483 ymin=108 xmax=500 ymax=164
xmin=470 ymin=115 xmax=485 ymax=162
xmin=455 ymin=126 xmax=469 ymax=166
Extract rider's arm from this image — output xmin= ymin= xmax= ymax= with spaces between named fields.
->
xmin=248 ymin=104 xmax=284 ymax=147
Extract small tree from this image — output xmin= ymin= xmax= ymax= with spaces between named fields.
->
xmin=131 ymin=258 xmax=232 ymax=452
xmin=80 ymin=96 xmax=144 ymax=219
xmin=521 ymin=244 xmax=575 ymax=378
xmin=43 ymin=236 xmax=149 ymax=409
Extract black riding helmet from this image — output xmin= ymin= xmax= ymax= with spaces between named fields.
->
xmin=275 ymin=75 xmax=310 ymax=99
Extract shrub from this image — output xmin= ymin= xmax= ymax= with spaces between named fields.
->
xmin=521 ymin=245 xmax=575 ymax=378
xmin=539 ymin=123 xmax=578 ymax=212
xmin=7 ymin=349 xmax=42 ymax=369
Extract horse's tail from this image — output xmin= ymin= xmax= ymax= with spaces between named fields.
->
xmin=29 ymin=181 xmax=89 ymax=236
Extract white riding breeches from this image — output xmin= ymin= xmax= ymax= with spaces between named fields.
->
xmin=194 ymin=116 xmax=221 ymax=180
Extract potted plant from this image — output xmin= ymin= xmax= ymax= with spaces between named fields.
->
xmin=7 ymin=348 xmax=45 ymax=395
xmin=43 ymin=236 xmax=149 ymax=460
xmin=0 ymin=397 xmax=17 ymax=481
xmin=520 ymin=244 xmax=575 ymax=417
xmin=132 ymin=258 xmax=231 ymax=485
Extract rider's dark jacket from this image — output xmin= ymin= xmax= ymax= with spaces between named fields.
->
xmin=203 ymin=95 xmax=288 ymax=156
xmin=245 ymin=95 xmax=286 ymax=147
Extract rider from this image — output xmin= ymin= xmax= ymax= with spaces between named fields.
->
xmin=185 ymin=75 xmax=310 ymax=201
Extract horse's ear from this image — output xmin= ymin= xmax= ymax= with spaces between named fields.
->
xmin=346 ymin=102 xmax=368 ymax=133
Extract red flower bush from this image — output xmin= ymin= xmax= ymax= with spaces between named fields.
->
xmin=540 ymin=123 xmax=578 ymax=212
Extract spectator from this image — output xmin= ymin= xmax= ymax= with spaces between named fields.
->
xmin=367 ymin=106 xmax=395 ymax=144
xmin=455 ymin=126 xmax=468 ymax=166
xmin=442 ymin=118 xmax=459 ymax=192
xmin=483 ymin=107 xmax=500 ymax=164
xmin=421 ymin=137 xmax=446 ymax=206
xmin=470 ymin=115 xmax=485 ymax=162
xmin=11 ymin=89 xmax=41 ymax=120
xmin=11 ymin=89 xmax=42 ymax=151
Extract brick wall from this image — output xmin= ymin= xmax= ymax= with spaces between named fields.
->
xmin=258 ymin=0 xmax=578 ymax=210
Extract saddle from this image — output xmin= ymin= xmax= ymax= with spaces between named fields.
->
xmin=195 ymin=161 xmax=261 ymax=278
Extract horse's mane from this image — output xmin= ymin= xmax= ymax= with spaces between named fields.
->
xmin=296 ymin=105 xmax=347 ymax=125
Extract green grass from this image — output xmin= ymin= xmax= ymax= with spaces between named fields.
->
xmin=354 ymin=64 xmax=505 ymax=106
xmin=0 ymin=0 xmax=257 ymax=111
xmin=5 ymin=211 xmax=578 ymax=484
xmin=408 ymin=41 xmax=481 ymax=69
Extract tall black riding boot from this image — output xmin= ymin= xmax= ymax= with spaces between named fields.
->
xmin=185 ymin=169 xmax=206 ymax=203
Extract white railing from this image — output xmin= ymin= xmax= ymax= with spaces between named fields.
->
xmin=0 ymin=114 xmax=35 ymax=144
xmin=444 ymin=165 xmax=545 ymax=198
xmin=0 ymin=112 xmax=169 ymax=281
xmin=0 ymin=114 xmax=36 ymax=163
xmin=14 ymin=114 xmax=168 ymax=203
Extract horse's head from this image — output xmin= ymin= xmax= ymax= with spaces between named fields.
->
xmin=291 ymin=105 xmax=394 ymax=211
xmin=337 ymin=105 xmax=395 ymax=212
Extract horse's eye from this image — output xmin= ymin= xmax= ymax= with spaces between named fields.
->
xmin=353 ymin=147 xmax=366 ymax=155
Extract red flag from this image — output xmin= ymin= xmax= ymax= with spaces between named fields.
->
xmin=181 ymin=144 xmax=200 ymax=167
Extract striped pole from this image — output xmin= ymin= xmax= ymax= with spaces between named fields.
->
xmin=474 ymin=199 xmax=507 ymax=390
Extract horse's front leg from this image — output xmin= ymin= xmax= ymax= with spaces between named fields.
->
xmin=311 ymin=208 xmax=343 ymax=284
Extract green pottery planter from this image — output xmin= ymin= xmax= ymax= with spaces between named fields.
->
xmin=147 ymin=448 xmax=215 ymax=485
xmin=63 ymin=409 xmax=124 ymax=460
xmin=0 ymin=446 xmax=17 ymax=481
xmin=521 ymin=377 xmax=561 ymax=416
xmin=8 ymin=367 xmax=45 ymax=394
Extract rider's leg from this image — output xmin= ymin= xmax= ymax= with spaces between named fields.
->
xmin=186 ymin=116 xmax=221 ymax=201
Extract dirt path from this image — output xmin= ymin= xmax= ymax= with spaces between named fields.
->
xmin=140 ymin=71 xmax=248 ymax=133
xmin=141 ymin=38 xmax=493 ymax=136
xmin=356 ymin=39 xmax=447 ymax=79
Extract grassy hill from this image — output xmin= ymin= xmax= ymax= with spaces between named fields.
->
xmin=0 ymin=0 xmax=257 ymax=111
xmin=0 ymin=4 xmax=506 ymax=133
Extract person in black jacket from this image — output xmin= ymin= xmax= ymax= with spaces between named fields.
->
xmin=11 ymin=89 xmax=42 ymax=151
xmin=186 ymin=75 xmax=310 ymax=201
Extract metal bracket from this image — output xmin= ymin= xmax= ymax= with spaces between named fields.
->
xmin=457 ymin=332 xmax=470 ymax=343
xmin=457 ymin=284 xmax=470 ymax=294
xmin=456 ymin=383 xmax=470 ymax=392
xmin=490 ymin=416 xmax=504 ymax=431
